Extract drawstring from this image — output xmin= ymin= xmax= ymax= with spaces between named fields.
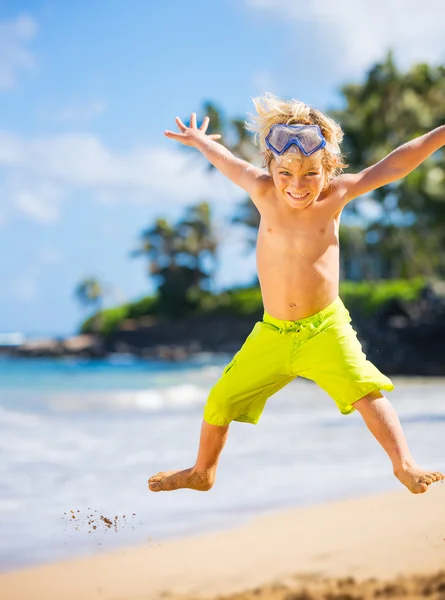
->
xmin=279 ymin=323 xmax=316 ymax=335
xmin=280 ymin=327 xmax=300 ymax=335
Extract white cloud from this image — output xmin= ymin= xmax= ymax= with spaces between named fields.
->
xmin=1 ymin=174 xmax=63 ymax=224
xmin=41 ymin=99 xmax=107 ymax=125
xmin=246 ymin=0 xmax=445 ymax=79
xmin=0 ymin=130 xmax=245 ymax=224
xmin=15 ymin=186 xmax=60 ymax=224
xmin=0 ymin=14 xmax=37 ymax=89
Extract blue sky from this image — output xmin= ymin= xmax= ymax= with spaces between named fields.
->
xmin=0 ymin=0 xmax=444 ymax=336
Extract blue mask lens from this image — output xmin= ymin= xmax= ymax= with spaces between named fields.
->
xmin=265 ymin=124 xmax=326 ymax=157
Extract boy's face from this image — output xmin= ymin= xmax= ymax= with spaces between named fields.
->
xmin=271 ymin=151 xmax=325 ymax=210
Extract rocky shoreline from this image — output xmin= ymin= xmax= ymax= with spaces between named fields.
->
xmin=3 ymin=283 xmax=445 ymax=375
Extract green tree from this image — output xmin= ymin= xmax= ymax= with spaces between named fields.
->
xmin=177 ymin=202 xmax=218 ymax=293
xmin=133 ymin=201 xmax=218 ymax=317
xmin=74 ymin=277 xmax=104 ymax=332
xmin=333 ymin=52 xmax=445 ymax=278
xmin=75 ymin=277 xmax=104 ymax=309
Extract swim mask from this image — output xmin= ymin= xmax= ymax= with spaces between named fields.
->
xmin=265 ymin=124 xmax=328 ymax=157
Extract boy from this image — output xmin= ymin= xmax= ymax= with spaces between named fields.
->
xmin=149 ymin=93 xmax=444 ymax=495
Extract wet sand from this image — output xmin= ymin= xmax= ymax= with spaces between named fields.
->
xmin=1 ymin=485 xmax=444 ymax=600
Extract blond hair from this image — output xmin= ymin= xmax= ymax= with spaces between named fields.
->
xmin=245 ymin=93 xmax=347 ymax=183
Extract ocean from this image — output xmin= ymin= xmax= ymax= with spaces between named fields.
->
xmin=1 ymin=354 xmax=444 ymax=571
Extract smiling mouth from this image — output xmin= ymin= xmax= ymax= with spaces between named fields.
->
xmin=287 ymin=192 xmax=309 ymax=201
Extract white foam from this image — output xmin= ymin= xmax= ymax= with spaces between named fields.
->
xmin=0 ymin=406 xmax=41 ymax=426
xmin=44 ymin=383 xmax=208 ymax=413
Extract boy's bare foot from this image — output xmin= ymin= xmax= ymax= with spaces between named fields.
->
xmin=394 ymin=464 xmax=444 ymax=494
xmin=148 ymin=467 xmax=215 ymax=492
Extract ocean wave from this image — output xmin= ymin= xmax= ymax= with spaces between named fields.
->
xmin=0 ymin=406 xmax=41 ymax=426
xmin=44 ymin=383 xmax=208 ymax=413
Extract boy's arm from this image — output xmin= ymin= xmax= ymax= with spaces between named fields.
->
xmin=338 ymin=125 xmax=445 ymax=204
xmin=194 ymin=135 xmax=270 ymax=198
xmin=165 ymin=113 xmax=270 ymax=201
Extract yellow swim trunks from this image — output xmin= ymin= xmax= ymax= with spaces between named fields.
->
xmin=203 ymin=297 xmax=394 ymax=426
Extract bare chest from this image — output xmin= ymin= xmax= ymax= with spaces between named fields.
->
xmin=257 ymin=215 xmax=340 ymax=264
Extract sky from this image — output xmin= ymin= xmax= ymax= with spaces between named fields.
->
xmin=0 ymin=0 xmax=444 ymax=337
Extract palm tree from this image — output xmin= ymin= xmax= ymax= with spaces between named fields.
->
xmin=74 ymin=278 xmax=105 ymax=332
xmin=133 ymin=202 xmax=218 ymax=317
xmin=177 ymin=202 xmax=218 ymax=292
xmin=333 ymin=52 xmax=445 ymax=278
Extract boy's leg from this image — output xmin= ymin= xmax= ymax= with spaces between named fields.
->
xmin=293 ymin=300 xmax=443 ymax=494
xmin=149 ymin=318 xmax=295 ymax=493
xmin=148 ymin=420 xmax=229 ymax=492
xmin=354 ymin=391 xmax=444 ymax=494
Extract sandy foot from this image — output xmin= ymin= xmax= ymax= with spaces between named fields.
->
xmin=148 ymin=468 xmax=214 ymax=492
xmin=394 ymin=465 xmax=444 ymax=494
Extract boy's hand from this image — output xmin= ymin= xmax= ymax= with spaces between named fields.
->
xmin=165 ymin=112 xmax=269 ymax=202
xmin=165 ymin=113 xmax=222 ymax=147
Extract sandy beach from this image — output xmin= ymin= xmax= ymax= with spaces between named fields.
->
xmin=1 ymin=484 xmax=444 ymax=600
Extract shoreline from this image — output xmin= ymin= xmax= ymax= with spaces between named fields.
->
xmin=1 ymin=486 xmax=444 ymax=600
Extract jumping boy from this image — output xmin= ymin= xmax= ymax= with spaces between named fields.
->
xmin=149 ymin=93 xmax=444 ymax=495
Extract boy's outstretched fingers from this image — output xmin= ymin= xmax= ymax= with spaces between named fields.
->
xmin=175 ymin=116 xmax=186 ymax=130
xmin=200 ymin=116 xmax=210 ymax=131
xmin=164 ymin=116 xmax=221 ymax=143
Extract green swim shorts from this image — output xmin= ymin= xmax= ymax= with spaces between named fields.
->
xmin=203 ymin=296 xmax=394 ymax=426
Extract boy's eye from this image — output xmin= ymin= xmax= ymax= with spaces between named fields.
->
xmin=279 ymin=170 xmax=319 ymax=176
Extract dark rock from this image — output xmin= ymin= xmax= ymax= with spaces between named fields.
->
xmin=104 ymin=313 xmax=262 ymax=355
xmin=8 ymin=335 xmax=105 ymax=359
